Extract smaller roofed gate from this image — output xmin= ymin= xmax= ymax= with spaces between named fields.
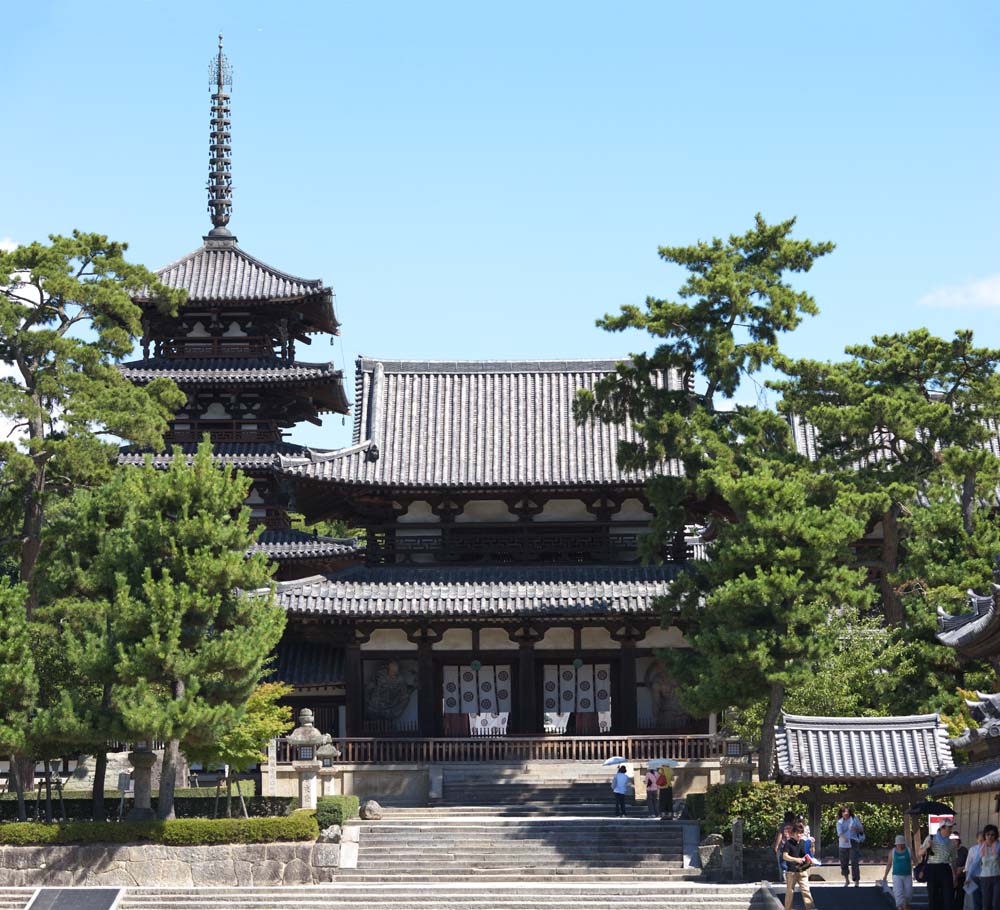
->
xmin=774 ymin=713 xmax=956 ymax=856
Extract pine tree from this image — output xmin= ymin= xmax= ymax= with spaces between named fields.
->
xmin=0 ymin=581 xmax=37 ymax=821
xmin=42 ymin=441 xmax=285 ymax=819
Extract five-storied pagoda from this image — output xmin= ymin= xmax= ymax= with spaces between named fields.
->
xmin=123 ymin=39 xmax=725 ymax=792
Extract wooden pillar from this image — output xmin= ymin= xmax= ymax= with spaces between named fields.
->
xmin=809 ymin=785 xmax=823 ymax=858
xmin=510 ymin=625 xmax=541 ymax=734
xmin=344 ymin=642 xmax=363 ymax=737
xmin=618 ymin=639 xmax=638 ymax=733
xmin=408 ymin=626 xmax=440 ymax=737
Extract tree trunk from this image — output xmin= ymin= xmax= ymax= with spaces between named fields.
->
xmin=43 ymin=759 xmax=53 ymax=823
xmin=157 ymin=739 xmax=180 ymax=821
xmin=758 ymin=681 xmax=785 ymax=781
xmin=10 ymin=754 xmax=27 ymax=822
xmin=225 ymin=775 xmax=232 ymax=819
xmin=92 ymin=748 xmax=108 ymax=822
xmin=962 ymin=471 xmax=977 ymax=537
xmin=879 ymin=507 xmax=903 ymax=626
xmin=20 ymin=404 xmax=48 ymax=616
xmin=235 ymin=778 xmax=249 ymax=819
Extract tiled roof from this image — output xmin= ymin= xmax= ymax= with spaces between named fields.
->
xmin=936 ymin=587 xmax=1000 ymax=659
xmin=251 ymin=529 xmax=361 ymax=562
xmin=948 ymin=691 xmax=1000 ymax=750
xmin=118 ymin=442 xmax=310 ymax=469
xmin=119 ymin=357 xmax=343 ymax=386
xmin=927 ymin=758 xmax=1000 ymax=797
xmin=278 ymin=358 xmax=686 ymax=490
xmin=272 ymin=564 xmax=680 ymax=619
xmin=138 ymin=238 xmax=328 ymax=304
xmin=775 ymin=713 xmax=954 ymax=781
xmin=269 ymin=639 xmax=345 ymax=688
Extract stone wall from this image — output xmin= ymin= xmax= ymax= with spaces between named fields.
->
xmin=0 ymin=841 xmax=343 ymax=887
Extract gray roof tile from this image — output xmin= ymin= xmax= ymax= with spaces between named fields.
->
xmin=252 ymin=529 xmax=361 ymax=562
xmin=936 ymin=586 xmax=1000 ymax=659
xmin=272 ymin=564 xmax=680 ymax=619
xmin=270 ymin=639 xmax=345 ymax=687
xmin=120 ymin=357 xmax=343 ymax=386
xmin=927 ymin=758 xmax=1000 ymax=797
xmin=775 ymin=713 xmax=954 ymax=781
xmin=280 ymin=357 xmax=685 ymax=490
xmin=118 ymin=442 xmax=310 ymax=469
xmin=138 ymin=239 xmax=328 ymax=303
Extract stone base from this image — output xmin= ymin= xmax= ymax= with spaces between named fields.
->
xmin=0 ymin=842 xmax=340 ymax=886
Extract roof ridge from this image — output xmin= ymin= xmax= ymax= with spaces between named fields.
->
xmin=355 ymin=357 xmax=639 ymax=374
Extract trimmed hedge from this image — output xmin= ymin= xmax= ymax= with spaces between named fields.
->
xmin=315 ymin=795 xmax=360 ymax=828
xmin=0 ymin=795 xmax=297 ymax=822
xmin=685 ymin=792 xmax=706 ymax=820
xmin=0 ymin=812 xmax=319 ymax=846
xmin=703 ymin=781 xmax=902 ymax=848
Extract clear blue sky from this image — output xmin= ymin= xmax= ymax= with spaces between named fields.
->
xmin=4 ymin=1 xmax=999 ymax=449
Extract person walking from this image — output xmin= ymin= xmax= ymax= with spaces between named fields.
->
xmin=781 ymin=822 xmax=816 ymax=910
xmin=881 ymin=834 xmax=914 ymax=910
xmin=921 ymin=818 xmax=959 ymax=910
xmin=644 ymin=766 xmax=659 ymax=818
xmin=963 ymin=830 xmax=984 ymax=910
xmin=657 ymin=765 xmax=674 ymax=819
xmin=977 ymin=824 xmax=1000 ymax=910
xmin=611 ymin=765 xmax=629 ymax=818
xmin=837 ymin=806 xmax=864 ymax=887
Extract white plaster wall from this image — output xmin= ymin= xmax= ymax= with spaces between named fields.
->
xmin=454 ymin=500 xmax=518 ymax=523
xmin=612 ymin=498 xmax=651 ymax=522
xmin=639 ymin=626 xmax=686 ymax=649
xmin=396 ymin=501 xmax=438 ymax=524
xmin=223 ymin=321 xmax=248 ymax=337
xmin=535 ymin=500 xmax=593 ymax=522
xmin=536 ymin=627 xmax=574 ymax=650
xmin=433 ymin=628 xmax=473 ymax=651
xmin=479 ymin=627 xmax=518 ymax=650
xmin=187 ymin=321 xmax=210 ymax=337
xmin=363 ymin=628 xmax=417 ymax=651
xmin=581 ymin=627 xmax=617 ymax=649
xmin=203 ymin=401 xmax=232 ymax=419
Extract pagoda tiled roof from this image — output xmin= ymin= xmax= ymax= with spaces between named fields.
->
xmin=118 ymin=441 xmax=310 ymax=469
xmin=251 ymin=529 xmax=361 ymax=562
xmin=138 ymin=238 xmax=328 ymax=304
xmin=120 ymin=357 xmax=343 ymax=386
xmin=775 ymin=713 xmax=955 ymax=782
xmin=270 ymin=564 xmax=680 ymax=619
xmin=948 ymin=691 xmax=1000 ymax=751
xmin=277 ymin=358 xmax=685 ymax=490
xmin=927 ymin=757 xmax=1000 ymax=797
xmin=936 ymin=586 xmax=1000 ymax=659
xmin=269 ymin=639 xmax=344 ymax=688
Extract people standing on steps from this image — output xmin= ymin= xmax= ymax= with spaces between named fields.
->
xmin=774 ymin=813 xmax=796 ymax=881
xmin=920 ymin=817 xmax=959 ymax=910
xmin=781 ymin=822 xmax=816 ymax=910
xmin=644 ymin=766 xmax=659 ymax=818
xmin=611 ymin=765 xmax=630 ymax=817
xmin=837 ymin=805 xmax=864 ymax=887
xmin=657 ymin=765 xmax=674 ymax=819
xmin=881 ymin=834 xmax=914 ymax=910
xmin=976 ymin=824 xmax=1000 ymax=910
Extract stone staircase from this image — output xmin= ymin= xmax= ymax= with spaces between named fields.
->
xmin=0 ymin=891 xmax=31 ymax=910
xmin=337 ymin=816 xmax=695 ymax=882
xmin=117 ymin=883 xmax=774 ymax=909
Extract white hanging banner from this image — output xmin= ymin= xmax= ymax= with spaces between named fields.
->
xmin=576 ymin=663 xmax=596 ymax=713
xmin=543 ymin=664 xmax=559 ymax=714
xmin=477 ymin=665 xmax=497 ymax=713
xmin=459 ymin=666 xmax=478 ymax=714
xmin=495 ymin=666 xmax=512 ymax=714
xmin=559 ymin=664 xmax=577 ymax=714
xmin=594 ymin=664 xmax=611 ymax=713
xmin=443 ymin=666 xmax=460 ymax=714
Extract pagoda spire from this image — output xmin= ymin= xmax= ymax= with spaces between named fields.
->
xmin=207 ymin=34 xmax=234 ymax=240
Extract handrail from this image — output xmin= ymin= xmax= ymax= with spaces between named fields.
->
xmin=273 ymin=733 xmax=723 ymax=765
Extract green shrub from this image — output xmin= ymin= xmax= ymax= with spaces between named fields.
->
xmin=685 ymin=792 xmax=707 ymax=820
xmin=0 ymin=813 xmax=318 ymax=846
xmin=0 ymin=794 xmax=296 ymax=822
xmin=315 ymin=795 xmax=359 ymax=828
xmin=703 ymin=781 xmax=902 ymax=848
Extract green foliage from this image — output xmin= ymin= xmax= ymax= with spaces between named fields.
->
xmin=0 ymin=812 xmax=318 ymax=845
xmin=684 ymin=792 xmax=706 ymax=820
xmin=0 ymin=794 xmax=295 ymax=821
xmin=0 ymin=232 xmax=185 ymax=594
xmin=0 ymin=582 xmax=36 ymax=755
xmin=40 ymin=440 xmax=285 ymax=820
xmin=703 ymin=781 xmax=902 ymax=849
xmin=315 ymin=795 xmax=360 ymax=828
xmin=186 ymin=683 xmax=295 ymax=774
xmin=289 ymin=514 xmax=365 ymax=546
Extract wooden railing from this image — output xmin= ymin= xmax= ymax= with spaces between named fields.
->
xmin=158 ymin=338 xmax=273 ymax=358
xmin=274 ymin=734 xmax=723 ymax=765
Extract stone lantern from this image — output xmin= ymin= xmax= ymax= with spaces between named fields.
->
xmin=317 ymin=739 xmax=341 ymax=798
xmin=126 ymin=744 xmax=157 ymax=820
xmin=286 ymin=708 xmax=328 ymax=810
